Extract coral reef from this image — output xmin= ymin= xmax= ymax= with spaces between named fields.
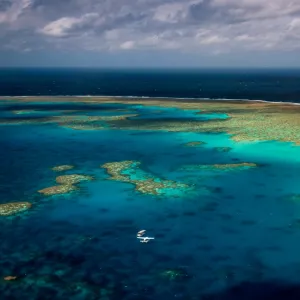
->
xmin=0 ymin=117 xmax=53 ymax=125
xmin=87 ymin=114 xmax=137 ymax=121
xmin=3 ymin=276 xmax=17 ymax=281
xmin=3 ymin=96 xmax=300 ymax=144
xmin=102 ymin=160 xmax=137 ymax=182
xmin=59 ymin=123 xmax=106 ymax=130
xmin=2 ymin=96 xmax=300 ymax=299
xmin=55 ymin=174 xmax=94 ymax=185
xmin=0 ymin=111 xmax=137 ymax=131
xmin=51 ymin=165 xmax=74 ymax=172
xmin=101 ymin=160 xmax=191 ymax=196
xmin=55 ymin=114 xmax=136 ymax=130
xmin=286 ymin=194 xmax=300 ymax=202
xmin=181 ymin=162 xmax=257 ymax=172
xmin=183 ymin=141 xmax=206 ymax=147
xmin=57 ymin=114 xmax=137 ymax=130
xmin=209 ymin=163 xmax=257 ymax=169
xmin=0 ymin=202 xmax=32 ymax=216
xmin=160 ymin=268 xmax=190 ymax=281
xmin=0 ymin=265 xmax=126 ymax=299
xmin=83 ymin=97 xmax=300 ymax=145
xmin=12 ymin=110 xmax=37 ymax=115
xmin=214 ymin=147 xmax=232 ymax=152
xmin=38 ymin=185 xmax=78 ymax=196
xmin=38 ymin=174 xmax=93 ymax=196
xmin=135 ymin=178 xmax=189 ymax=195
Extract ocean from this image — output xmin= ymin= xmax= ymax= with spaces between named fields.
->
xmin=1 ymin=68 xmax=300 ymax=102
xmin=1 ymin=68 xmax=300 ymax=299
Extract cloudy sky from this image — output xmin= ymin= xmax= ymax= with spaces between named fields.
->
xmin=1 ymin=0 xmax=300 ymax=67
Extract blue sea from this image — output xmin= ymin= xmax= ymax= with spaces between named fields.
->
xmin=1 ymin=68 xmax=300 ymax=299
xmin=1 ymin=68 xmax=300 ymax=102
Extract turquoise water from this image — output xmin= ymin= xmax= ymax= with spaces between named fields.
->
xmin=1 ymin=100 xmax=300 ymax=299
xmin=129 ymin=105 xmax=228 ymax=121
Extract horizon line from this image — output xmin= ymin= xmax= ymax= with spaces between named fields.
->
xmin=1 ymin=66 xmax=300 ymax=70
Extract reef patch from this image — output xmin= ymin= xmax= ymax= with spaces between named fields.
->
xmin=38 ymin=184 xmax=78 ymax=196
xmin=0 ymin=202 xmax=32 ymax=216
xmin=38 ymin=174 xmax=94 ymax=196
xmin=51 ymin=165 xmax=74 ymax=172
xmin=181 ymin=162 xmax=257 ymax=172
xmin=214 ymin=147 xmax=232 ymax=152
xmin=183 ymin=141 xmax=207 ymax=147
xmin=101 ymin=160 xmax=192 ymax=196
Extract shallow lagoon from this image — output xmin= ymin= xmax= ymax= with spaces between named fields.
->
xmin=1 ymin=99 xmax=300 ymax=299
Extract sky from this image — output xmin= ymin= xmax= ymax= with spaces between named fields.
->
xmin=1 ymin=0 xmax=300 ymax=67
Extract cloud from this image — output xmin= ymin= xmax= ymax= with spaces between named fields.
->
xmin=120 ymin=40 xmax=135 ymax=49
xmin=0 ymin=0 xmax=31 ymax=24
xmin=153 ymin=3 xmax=187 ymax=23
xmin=1 ymin=0 xmax=300 ymax=55
xmin=199 ymin=35 xmax=229 ymax=45
xmin=40 ymin=13 xmax=98 ymax=37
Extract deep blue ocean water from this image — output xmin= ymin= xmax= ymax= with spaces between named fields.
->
xmin=0 ymin=68 xmax=300 ymax=102
xmin=1 ymin=70 xmax=300 ymax=299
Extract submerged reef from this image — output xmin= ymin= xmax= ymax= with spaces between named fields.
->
xmin=38 ymin=174 xmax=93 ymax=196
xmin=87 ymin=114 xmax=137 ymax=121
xmin=160 ymin=268 xmax=190 ymax=281
xmin=59 ymin=123 xmax=106 ymax=130
xmin=286 ymin=194 xmax=300 ymax=202
xmin=183 ymin=141 xmax=207 ymax=147
xmin=214 ymin=147 xmax=232 ymax=152
xmin=0 ymin=202 xmax=31 ymax=216
xmin=3 ymin=97 xmax=300 ymax=144
xmin=51 ymin=165 xmax=74 ymax=172
xmin=101 ymin=160 xmax=191 ymax=196
xmin=181 ymin=162 xmax=257 ymax=172
xmin=0 ymin=111 xmax=137 ymax=131
xmin=291 ymin=195 xmax=300 ymax=201
xmin=0 ymin=117 xmax=53 ymax=125
xmin=0 ymin=270 xmax=128 ymax=299
xmin=56 ymin=115 xmax=108 ymax=131
xmin=12 ymin=110 xmax=38 ymax=115
xmin=57 ymin=114 xmax=137 ymax=130
xmin=87 ymin=98 xmax=300 ymax=145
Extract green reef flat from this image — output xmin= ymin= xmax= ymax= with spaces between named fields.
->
xmin=1 ymin=96 xmax=300 ymax=299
